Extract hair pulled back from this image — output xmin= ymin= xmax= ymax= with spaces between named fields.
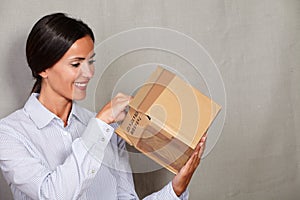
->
xmin=26 ymin=13 xmax=94 ymax=93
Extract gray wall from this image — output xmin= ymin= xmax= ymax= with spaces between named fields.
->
xmin=0 ymin=0 xmax=299 ymax=199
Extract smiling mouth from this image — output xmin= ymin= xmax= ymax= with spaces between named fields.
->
xmin=75 ymin=82 xmax=87 ymax=87
xmin=74 ymin=82 xmax=88 ymax=90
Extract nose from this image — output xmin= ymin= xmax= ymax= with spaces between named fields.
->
xmin=80 ymin=62 xmax=94 ymax=78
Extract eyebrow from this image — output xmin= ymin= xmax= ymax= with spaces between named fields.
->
xmin=70 ymin=53 xmax=96 ymax=61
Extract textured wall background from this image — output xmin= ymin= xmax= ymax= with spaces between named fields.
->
xmin=0 ymin=0 xmax=299 ymax=199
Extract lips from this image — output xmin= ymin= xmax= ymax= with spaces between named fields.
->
xmin=74 ymin=81 xmax=88 ymax=90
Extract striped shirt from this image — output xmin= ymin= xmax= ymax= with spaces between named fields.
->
xmin=0 ymin=93 xmax=188 ymax=200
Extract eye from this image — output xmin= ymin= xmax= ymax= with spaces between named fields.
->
xmin=71 ymin=63 xmax=80 ymax=68
xmin=88 ymin=60 xmax=96 ymax=65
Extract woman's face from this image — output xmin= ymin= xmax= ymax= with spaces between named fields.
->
xmin=40 ymin=35 xmax=95 ymax=101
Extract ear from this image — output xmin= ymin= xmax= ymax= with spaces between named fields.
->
xmin=39 ymin=70 xmax=48 ymax=79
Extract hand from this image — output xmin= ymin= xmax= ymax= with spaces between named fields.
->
xmin=171 ymin=133 xmax=207 ymax=196
xmin=96 ymin=93 xmax=132 ymax=124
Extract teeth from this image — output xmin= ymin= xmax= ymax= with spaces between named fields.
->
xmin=75 ymin=82 xmax=87 ymax=87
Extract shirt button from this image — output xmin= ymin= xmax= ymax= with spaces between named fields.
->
xmin=106 ymin=128 xmax=110 ymax=132
xmin=91 ymin=169 xmax=96 ymax=174
xmin=101 ymin=137 xmax=105 ymax=142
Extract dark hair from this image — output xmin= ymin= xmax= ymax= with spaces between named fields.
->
xmin=26 ymin=13 xmax=95 ymax=93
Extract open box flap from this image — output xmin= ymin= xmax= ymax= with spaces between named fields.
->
xmin=129 ymin=66 xmax=221 ymax=149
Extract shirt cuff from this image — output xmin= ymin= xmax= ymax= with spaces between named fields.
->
xmin=80 ymin=118 xmax=114 ymax=163
xmin=166 ymin=181 xmax=189 ymax=200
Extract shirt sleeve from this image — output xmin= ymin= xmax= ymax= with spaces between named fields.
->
xmin=108 ymin=123 xmax=189 ymax=200
xmin=80 ymin=118 xmax=114 ymax=162
xmin=0 ymin=117 xmax=113 ymax=200
xmin=143 ymin=181 xmax=189 ymax=200
xmin=113 ymin=135 xmax=140 ymax=200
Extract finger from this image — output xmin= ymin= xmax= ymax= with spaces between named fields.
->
xmin=115 ymin=92 xmax=126 ymax=97
xmin=115 ymin=111 xmax=126 ymax=122
xmin=178 ymin=139 xmax=205 ymax=178
xmin=112 ymin=96 xmax=131 ymax=105
xmin=184 ymin=151 xmax=199 ymax=170
xmin=198 ymin=141 xmax=206 ymax=159
xmin=188 ymin=153 xmax=201 ymax=171
xmin=111 ymin=97 xmax=131 ymax=114
xmin=114 ymin=99 xmax=130 ymax=111
xmin=115 ymin=92 xmax=132 ymax=100
xmin=190 ymin=149 xmax=199 ymax=163
xmin=200 ymin=134 xmax=207 ymax=143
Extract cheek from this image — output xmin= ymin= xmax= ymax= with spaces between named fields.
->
xmin=65 ymin=67 xmax=81 ymax=80
xmin=54 ymin=69 xmax=79 ymax=88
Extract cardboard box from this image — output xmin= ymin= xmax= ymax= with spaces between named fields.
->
xmin=115 ymin=66 xmax=221 ymax=174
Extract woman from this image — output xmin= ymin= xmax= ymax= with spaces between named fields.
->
xmin=0 ymin=13 xmax=206 ymax=200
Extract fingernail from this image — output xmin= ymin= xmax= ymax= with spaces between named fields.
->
xmin=199 ymin=142 xmax=203 ymax=147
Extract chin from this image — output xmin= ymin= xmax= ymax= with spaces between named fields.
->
xmin=72 ymin=93 xmax=87 ymax=101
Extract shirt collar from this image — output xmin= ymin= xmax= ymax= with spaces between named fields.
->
xmin=24 ymin=93 xmax=57 ymax=129
xmin=70 ymin=101 xmax=90 ymax=126
xmin=24 ymin=93 xmax=89 ymax=129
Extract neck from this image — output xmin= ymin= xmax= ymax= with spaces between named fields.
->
xmin=38 ymin=90 xmax=72 ymax=127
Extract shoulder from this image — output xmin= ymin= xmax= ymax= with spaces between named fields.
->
xmin=0 ymin=108 xmax=33 ymax=140
xmin=0 ymin=108 xmax=27 ymax=130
